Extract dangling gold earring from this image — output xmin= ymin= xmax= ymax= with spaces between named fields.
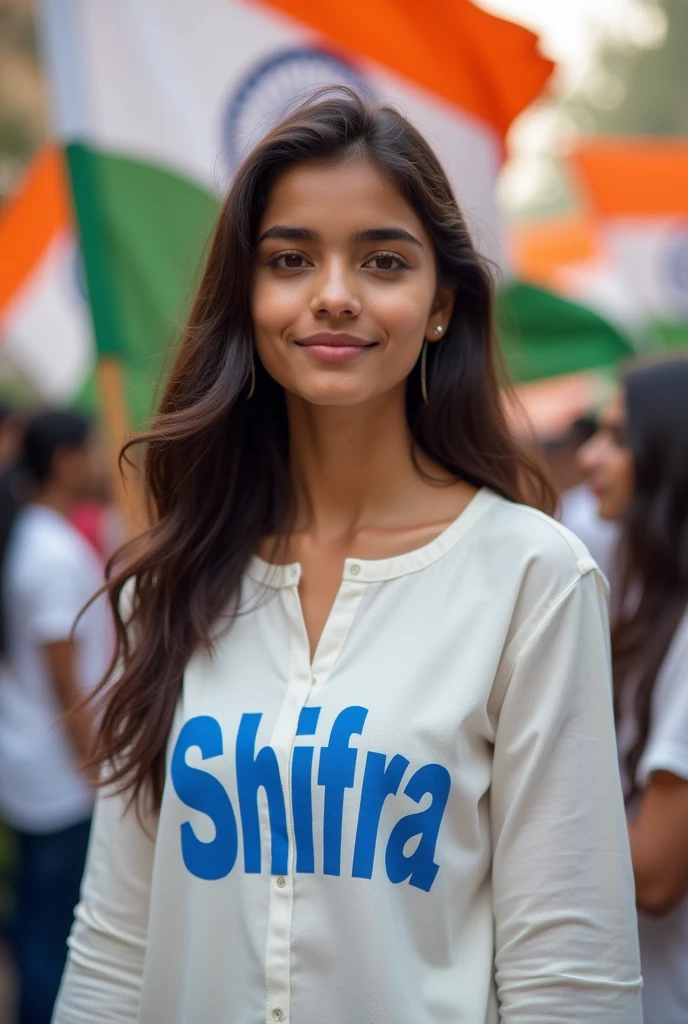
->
xmin=420 ymin=340 xmax=429 ymax=405
xmin=421 ymin=327 xmax=443 ymax=404
xmin=246 ymin=362 xmax=256 ymax=400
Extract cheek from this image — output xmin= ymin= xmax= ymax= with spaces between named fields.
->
xmin=601 ymin=450 xmax=634 ymax=518
xmin=614 ymin=451 xmax=634 ymax=499
xmin=251 ymin=278 xmax=307 ymax=377
xmin=251 ymin=275 xmax=303 ymax=334
xmin=371 ymin=286 xmax=431 ymax=339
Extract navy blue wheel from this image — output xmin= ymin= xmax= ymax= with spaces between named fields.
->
xmin=222 ymin=47 xmax=373 ymax=172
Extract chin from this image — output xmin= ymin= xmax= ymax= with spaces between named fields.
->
xmin=298 ymin=388 xmax=374 ymax=408
xmin=289 ymin=375 xmax=379 ymax=407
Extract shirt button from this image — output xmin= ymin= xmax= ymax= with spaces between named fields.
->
xmin=272 ymin=1010 xmax=284 ymax=1021
xmin=276 ymin=875 xmax=286 ymax=888
xmin=350 ymin=563 xmax=361 ymax=576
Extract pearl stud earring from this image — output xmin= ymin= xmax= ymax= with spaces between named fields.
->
xmin=433 ymin=325 xmax=443 ymax=336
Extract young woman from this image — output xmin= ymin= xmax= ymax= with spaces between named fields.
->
xmin=579 ymin=355 xmax=688 ymax=1024
xmin=0 ymin=411 xmax=111 ymax=1024
xmin=53 ymin=92 xmax=641 ymax=1024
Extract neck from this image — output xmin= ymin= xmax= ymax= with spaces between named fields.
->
xmin=286 ymin=386 xmax=444 ymax=536
xmin=32 ymin=483 xmax=76 ymax=521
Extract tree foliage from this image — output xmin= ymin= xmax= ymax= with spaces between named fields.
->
xmin=568 ymin=0 xmax=688 ymax=135
xmin=0 ymin=0 xmax=45 ymax=203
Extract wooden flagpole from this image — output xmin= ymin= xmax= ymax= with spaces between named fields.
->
xmin=95 ymin=356 xmax=147 ymax=539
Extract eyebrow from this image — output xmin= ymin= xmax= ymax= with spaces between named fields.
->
xmin=256 ymin=225 xmax=423 ymax=247
xmin=354 ymin=227 xmax=423 ymax=247
xmin=257 ymin=226 xmax=316 ymax=244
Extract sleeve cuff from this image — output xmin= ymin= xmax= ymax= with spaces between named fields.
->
xmin=637 ymin=741 xmax=688 ymax=788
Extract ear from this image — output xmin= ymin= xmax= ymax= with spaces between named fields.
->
xmin=425 ymin=286 xmax=455 ymax=344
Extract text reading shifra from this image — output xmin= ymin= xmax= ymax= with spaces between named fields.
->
xmin=171 ymin=705 xmax=451 ymax=892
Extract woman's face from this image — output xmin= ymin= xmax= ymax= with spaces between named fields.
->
xmin=577 ymin=388 xmax=634 ymax=521
xmin=251 ymin=156 xmax=454 ymax=407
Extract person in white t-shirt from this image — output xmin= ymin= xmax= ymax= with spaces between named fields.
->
xmin=0 ymin=411 xmax=113 ymax=1024
xmin=579 ymin=354 xmax=688 ymax=1024
xmin=53 ymin=91 xmax=641 ymax=1024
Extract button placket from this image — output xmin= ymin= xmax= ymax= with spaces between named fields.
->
xmin=264 ymin=567 xmax=366 ymax=1024
xmin=263 ymin=584 xmax=313 ymax=1024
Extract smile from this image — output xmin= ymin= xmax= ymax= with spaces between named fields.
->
xmin=295 ymin=333 xmax=378 ymax=364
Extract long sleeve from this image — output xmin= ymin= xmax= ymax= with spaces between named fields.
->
xmin=52 ymin=784 xmax=157 ymax=1023
xmin=490 ymin=567 xmax=643 ymax=1022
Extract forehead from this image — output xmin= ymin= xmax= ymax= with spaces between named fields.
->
xmin=258 ymin=156 xmax=429 ymax=240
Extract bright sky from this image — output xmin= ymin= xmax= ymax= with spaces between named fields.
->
xmin=475 ymin=0 xmax=666 ymax=213
xmin=477 ymin=0 xmax=660 ymax=83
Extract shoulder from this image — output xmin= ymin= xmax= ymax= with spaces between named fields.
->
xmin=11 ymin=509 xmax=91 ymax=584
xmin=468 ymin=493 xmax=608 ymax=656
xmin=470 ymin=496 xmax=612 ymax=718
xmin=478 ymin=491 xmax=602 ymax=588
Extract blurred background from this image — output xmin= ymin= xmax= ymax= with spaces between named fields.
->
xmin=0 ymin=0 xmax=687 ymax=1019
xmin=2 ymin=1 xmax=687 ymax=443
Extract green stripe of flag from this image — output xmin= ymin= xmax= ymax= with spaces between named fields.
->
xmin=66 ymin=147 xmax=220 ymax=425
xmin=66 ymin=142 xmax=125 ymax=358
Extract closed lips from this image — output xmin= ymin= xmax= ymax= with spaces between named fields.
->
xmin=296 ymin=334 xmax=377 ymax=347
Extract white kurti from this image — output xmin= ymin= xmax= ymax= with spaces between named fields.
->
xmin=53 ymin=489 xmax=642 ymax=1024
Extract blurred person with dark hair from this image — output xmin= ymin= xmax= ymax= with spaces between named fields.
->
xmin=579 ymin=355 xmax=688 ymax=1024
xmin=0 ymin=411 xmax=113 ymax=1024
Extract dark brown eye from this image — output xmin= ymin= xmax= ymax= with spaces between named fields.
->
xmin=283 ymin=253 xmax=304 ymax=268
xmin=366 ymin=252 xmax=407 ymax=272
xmin=268 ymin=251 xmax=309 ymax=270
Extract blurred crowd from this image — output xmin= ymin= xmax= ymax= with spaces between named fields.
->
xmin=545 ymin=355 xmax=688 ymax=1024
xmin=0 ymin=353 xmax=688 ymax=1022
xmin=0 ymin=404 xmax=119 ymax=1024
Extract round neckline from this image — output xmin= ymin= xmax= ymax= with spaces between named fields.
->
xmin=247 ymin=487 xmax=499 ymax=588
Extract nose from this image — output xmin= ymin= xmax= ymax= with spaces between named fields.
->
xmin=309 ymin=258 xmax=361 ymax=319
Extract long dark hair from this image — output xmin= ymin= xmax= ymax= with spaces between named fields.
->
xmin=93 ymin=89 xmax=554 ymax=809
xmin=612 ymin=355 xmax=688 ymax=799
xmin=0 ymin=410 xmax=93 ymax=655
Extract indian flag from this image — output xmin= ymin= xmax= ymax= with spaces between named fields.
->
xmin=0 ymin=148 xmax=93 ymax=403
xmin=503 ymin=144 xmax=688 ymax=437
xmin=569 ymin=140 xmax=688 ymax=350
xmin=28 ymin=0 xmax=553 ymax=424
